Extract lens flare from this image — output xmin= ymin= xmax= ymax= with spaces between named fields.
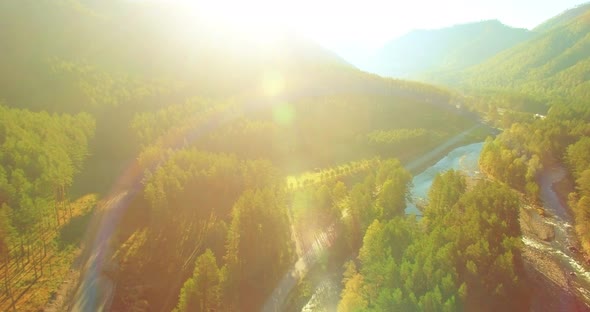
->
xmin=273 ymin=103 xmax=295 ymax=126
xmin=262 ymin=71 xmax=285 ymax=97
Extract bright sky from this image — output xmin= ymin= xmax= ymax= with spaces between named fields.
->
xmin=144 ymin=0 xmax=588 ymax=62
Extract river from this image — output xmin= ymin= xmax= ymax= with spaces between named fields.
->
xmin=408 ymin=143 xmax=590 ymax=310
xmin=407 ymin=143 xmax=590 ymax=310
xmin=301 ymin=143 xmax=485 ymax=311
xmin=302 ymin=141 xmax=590 ymax=311
xmin=405 ymin=142 xmax=484 ymax=216
xmin=524 ymin=165 xmax=590 ymax=310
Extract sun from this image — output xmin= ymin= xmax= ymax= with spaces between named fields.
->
xmin=159 ymin=0 xmax=286 ymax=45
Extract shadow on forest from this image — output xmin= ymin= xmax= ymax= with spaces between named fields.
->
xmin=58 ymin=211 xmax=93 ymax=250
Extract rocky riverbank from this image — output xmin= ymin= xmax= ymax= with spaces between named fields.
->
xmin=519 ymin=166 xmax=590 ymax=311
xmin=521 ymin=205 xmax=555 ymax=242
xmin=523 ymin=245 xmax=588 ymax=311
xmin=519 ymin=204 xmax=590 ymax=311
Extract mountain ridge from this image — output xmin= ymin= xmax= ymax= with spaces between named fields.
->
xmin=534 ymin=2 xmax=590 ymax=33
xmin=459 ymin=4 xmax=590 ymax=100
xmin=367 ymin=19 xmax=532 ymax=79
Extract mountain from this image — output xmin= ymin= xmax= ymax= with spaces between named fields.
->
xmin=367 ymin=20 xmax=532 ymax=79
xmin=534 ymin=2 xmax=590 ymax=33
xmin=0 ymin=1 xmax=479 ymax=312
xmin=462 ymin=4 xmax=590 ymax=100
xmin=0 ymin=0 xmax=355 ymax=111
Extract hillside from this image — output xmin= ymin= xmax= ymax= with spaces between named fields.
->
xmin=368 ymin=20 xmax=532 ymax=79
xmin=534 ymin=2 xmax=590 ymax=33
xmin=0 ymin=0 xmax=444 ymax=194
xmin=0 ymin=0 xmax=354 ymax=111
xmin=0 ymin=1 xmax=480 ymax=311
xmin=461 ymin=5 xmax=590 ymax=100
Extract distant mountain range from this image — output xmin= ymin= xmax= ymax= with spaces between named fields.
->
xmin=462 ymin=3 xmax=590 ymax=100
xmin=367 ymin=20 xmax=532 ymax=79
xmin=534 ymin=2 xmax=590 ymax=33
xmin=366 ymin=2 xmax=590 ymax=101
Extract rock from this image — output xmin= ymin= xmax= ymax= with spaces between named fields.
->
xmin=520 ymin=207 xmax=555 ymax=242
xmin=539 ymin=227 xmax=556 ymax=241
xmin=567 ymin=245 xmax=579 ymax=253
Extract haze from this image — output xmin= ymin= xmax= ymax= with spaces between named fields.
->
xmin=147 ymin=0 xmax=588 ymax=65
xmin=3 ymin=1 xmax=590 ymax=311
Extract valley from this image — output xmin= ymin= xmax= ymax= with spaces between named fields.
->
xmin=1 ymin=1 xmax=590 ymax=311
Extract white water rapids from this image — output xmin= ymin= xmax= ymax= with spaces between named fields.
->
xmin=298 ymin=142 xmax=590 ymax=311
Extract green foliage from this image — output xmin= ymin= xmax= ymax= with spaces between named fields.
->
xmin=375 ymin=161 xmax=412 ymax=220
xmin=0 ymin=104 xmax=95 ymax=310
xmin=479 ymin=122 xmax=552 ymax=200
xmin=425 ymin=170 xmax=466 ymax=220
xmin=224 ymin=188 xmax=293 ymax=310
xmin=461 ymin=5 xmax=590 ymax=101
xmin=0 ymin=105 xmax=95 ymax=236
xmin=0 ymin=1 xmax=484 ymax=311
xmin=50 ymin=59 xmax=176 ymax=110
xmin=477 ymin=97 xmax=590 ymax=257
xmin=339 ymin=173 xmax=528 ymax=312
xmin=567 ymin=135 xmax=590 ymax=254
xmin=131 ymin=92 xmax=473 ymax=174
xmin=574 ymin=195 xmax=590 ymax=252
xmin=565 ymin=136 xmax=590 ymax=178
xmin=143 ymin=149 xmax=280 ymax=219
xmin=338 ymin=261 xmax=368 ymax=312
xmin=175 ymin=249 xmax=222 ymax=312
xmin=534 ymin=3 xmax=590 ymax=33
xmin=367 ymin=128 xmax=430 ymax=145
xmin=0 ymin=204 xmax=14 ymax=259
xmin=111 ymin=144 xmax=294 ymax=310
xmin=131 ymin=98 xmax=231 ymax=148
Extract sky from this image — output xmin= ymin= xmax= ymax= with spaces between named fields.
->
xmin=145 ymin=0 xmax=588 ymax=62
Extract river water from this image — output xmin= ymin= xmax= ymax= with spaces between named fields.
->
xmin=406 ymin=142 xmax=590 ymax=308
xmin=407 ymin=142 xmax=590 ymax=309
xmin=405 ymin=142 xmax=484 ymax=216
xmin=302 ymin=141 xmax=590 ymax=311
xmin=527 ymin=166 xmax=590 ymax=306
xmin=301 ymin=143 xmax=485 ymax=311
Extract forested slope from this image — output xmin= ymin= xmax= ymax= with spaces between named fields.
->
xmin=534 ymin=2 xmax=590 ymax=33
xmin=461 ymin=5 xmax=590 ymax=100
xmin=0 ymin=1 xmax=483 ymax=311
xmin=369 ymin=20 xmax=532 ymax=79
xmin=479 ymin=101 xmax=590 ymax=253
xmin=451 ymin=3 xmax=590 ymax=260
xmin=0 ymin=105 xmax=95 ymax=310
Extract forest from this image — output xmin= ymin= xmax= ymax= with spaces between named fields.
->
xmin=2 ymin=0 xmax=590 ymax=311
xmin=457 ymin=4 xmax=590 ymax=102
xmin=479 ymin=100 xmax=590 ymax=253
xmin=339 ymin=171 xmax=528 ymax=312
xmin=0 ymin=105 xmax=95 ymax=309
xmin=0 ymin=1 xmax=483 ymax=311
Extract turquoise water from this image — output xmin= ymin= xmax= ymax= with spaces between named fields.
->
xmin=405 ymin=142 xmax=484 ymax=216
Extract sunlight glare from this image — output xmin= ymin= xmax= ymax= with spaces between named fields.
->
xmin=272 ymin=103 xmax=295 ymax=126
xmin=261 ymin=71 xmax=284 ymax=97
xmin=170 ymin=0 xmax=285 ymax=45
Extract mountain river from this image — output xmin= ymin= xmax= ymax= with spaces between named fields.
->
xmin=302 ymin=141 xmax=590 ymax=311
